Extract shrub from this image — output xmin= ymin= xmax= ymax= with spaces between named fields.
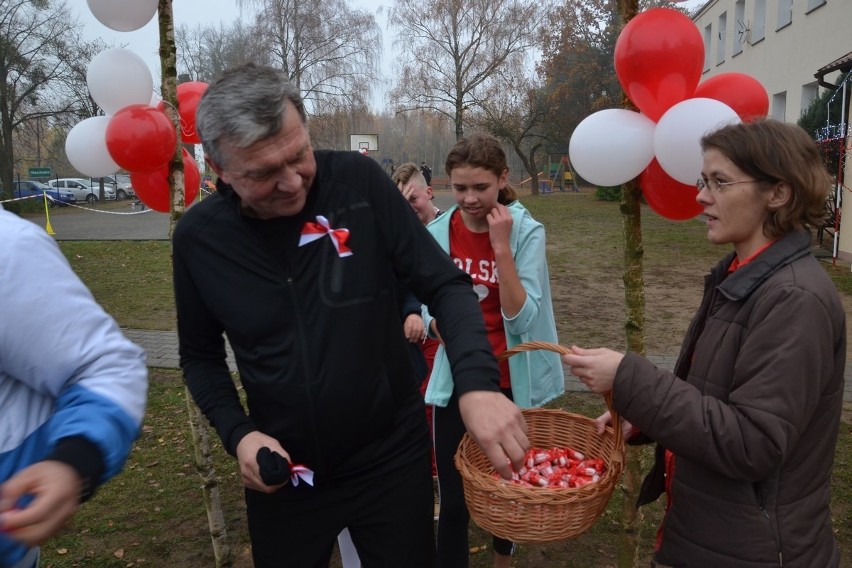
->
xmin=595 ymin=185 xmax=621 ymax=201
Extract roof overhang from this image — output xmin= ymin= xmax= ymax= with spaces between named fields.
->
xmin=816 ymin=51 xmax=852 ymax=89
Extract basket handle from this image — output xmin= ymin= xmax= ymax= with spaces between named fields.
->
xmin=497 ymin=340 xmax=623 ymax=456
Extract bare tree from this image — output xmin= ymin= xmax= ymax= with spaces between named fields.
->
xmin=175 ymin=20 xmax=268 ymax=82
xmin=157 ymin=1 xmax=232 ymax=565
xmin=469 ymin=71 xmax=549 ymax=193
xmin=238 ymin=0 xmax=381 ymax=113
xmin=388 ymin=0 xmax=551 ymax=140
xmin=0 ymin=0 xmax=76 ymax=197
xmin=538 ymin=0 xmax=691 ymax=147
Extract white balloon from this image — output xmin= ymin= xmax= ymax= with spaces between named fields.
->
xmin=654 ymin=98 xmax=741 ymax=185
xmin=65 ymin=117 xmax=120 ymax=177
xmin=87 ymin=48 xmax=154 ymax=115
xmin=568 ymin=109 xmax=656 ymax=187
xmin=86 ymin=0 xmax=158 ymax=32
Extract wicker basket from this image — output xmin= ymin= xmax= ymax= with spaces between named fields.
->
xmin=454 ymin=341 xmax=625 ymax=543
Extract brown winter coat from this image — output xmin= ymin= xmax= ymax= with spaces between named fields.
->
xmin=615 ymin=230 xmax=845 ymax=567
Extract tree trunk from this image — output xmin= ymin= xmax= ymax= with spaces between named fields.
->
xmin=529 ymin=142 xmax=542 ymax=195
xmin=616 ymin=1 xmax=644 ymax=567
xmin=618 ymin=179 xmax=646 ymax=568
xmin=185 ymin=386 xmax=233 ymax=567
xmin=158 ymin=0 xmax=187 ymax=236
xmin=158 ymin=1 xmax=229 ymax=566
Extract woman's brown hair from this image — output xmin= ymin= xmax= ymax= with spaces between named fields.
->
xmin=445 ymin=133 xmax=517 ymax=205
xmin=701 ymin=119 xmax=831 ymax=238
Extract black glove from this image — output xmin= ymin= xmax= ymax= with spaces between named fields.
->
xmin=256 ymin=447 xmax=292 ymax=486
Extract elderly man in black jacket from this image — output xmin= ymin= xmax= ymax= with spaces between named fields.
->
xmin=173 ymin=63 xmax=529 ymax=568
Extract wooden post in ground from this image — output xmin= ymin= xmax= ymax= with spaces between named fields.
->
xmin=616 ymin=1 xmax=645 ymax=567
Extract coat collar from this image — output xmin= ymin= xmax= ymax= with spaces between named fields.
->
xmin=714 ymin=231 xmax=813 ymax=301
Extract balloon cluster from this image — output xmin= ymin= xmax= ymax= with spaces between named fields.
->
xmin=64 ymin=0 xmax=205 ymax=212
xmin=569 ymin=8 xmax=769 ymax=220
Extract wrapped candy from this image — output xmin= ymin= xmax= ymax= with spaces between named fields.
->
xmin=495 ymin=446 xmax=606 ymax=489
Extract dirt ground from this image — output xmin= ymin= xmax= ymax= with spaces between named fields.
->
xmin=553 ymin=240 xmax=848 ymax=354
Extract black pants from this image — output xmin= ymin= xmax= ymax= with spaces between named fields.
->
xmin=246 ymin=451 xmax=435 ymax=567
xmin=434 ymin=389 xmax=514 ymax=567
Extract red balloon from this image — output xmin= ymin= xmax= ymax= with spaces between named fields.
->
xmin=106 ymin=104 xmax=177 ymax=173
xmin=639 ymin=159 xmax=702 ymax=221
xmin=693 ymin=73 xmax=769 ymax=122
xmin=614 ymin=8 xmax=705 ymax=122
xmin=130 ymin=149 xmax=200 ymax=213
xmin=176 ymin=81 xmax=207 ymax=144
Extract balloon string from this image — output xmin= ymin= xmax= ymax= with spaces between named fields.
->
xmin=159 ymin=99 xmax=178 ymax=113
xmin=157 ymin=99 xmax=194 ymax=137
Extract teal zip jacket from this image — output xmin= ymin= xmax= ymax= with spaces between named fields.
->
xmin=423 ymin=201 xmax=564 ymax=408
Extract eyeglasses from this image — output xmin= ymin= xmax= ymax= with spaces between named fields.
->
xmin=696 ymin=178 xmax=758 ymax=192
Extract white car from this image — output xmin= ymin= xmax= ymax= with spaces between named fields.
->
xmin=47 ymin=178 xmax=116 ymax=204
xmin=91 ymin=174 xmax=135 ymax=200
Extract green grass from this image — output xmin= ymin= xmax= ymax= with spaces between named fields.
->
xmin=30 ymin=190 xmax=852 ymax=567
xmin=59 ymin=241 xmax=175 ymax=330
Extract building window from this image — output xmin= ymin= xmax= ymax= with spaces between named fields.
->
xmin=703 ymin=24 xmax=712 ymax=72
xmin=801 ymin=82 xmax=819 ymax=115
xmin=752 ymin=0 xmax=766 ymax=43
xmin=806 ymin=0 xmax=827 ymax=13
xmin=717 ymin=12 xmax=727 ymax=64
xmin=733 ymin=0 xmax=746 ymax=55
xmin=772 ymin=92 xmax=787 ymax=121
xmin=777 ymin=0 xmax=793 ymax=29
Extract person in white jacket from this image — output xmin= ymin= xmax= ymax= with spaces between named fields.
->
xmin=0 ymin=207 xmax=148 ymax=568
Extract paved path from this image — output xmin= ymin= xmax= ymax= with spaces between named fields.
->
xmin=123 ymin=329 xmax=851 ymax=402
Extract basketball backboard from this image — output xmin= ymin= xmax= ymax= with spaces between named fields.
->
xmin=349 ymin=134 xmax=379 ymax=152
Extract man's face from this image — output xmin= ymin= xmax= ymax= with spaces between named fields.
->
xmin=399 ymin=180 xmax=436 ymax=225
xmin=210 ymin=101 xmax=316 ymax=219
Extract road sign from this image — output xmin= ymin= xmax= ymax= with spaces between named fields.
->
xmin=28 ymin=167 xmax=51 ymax=178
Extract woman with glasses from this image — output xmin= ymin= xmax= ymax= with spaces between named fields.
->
xmin=564 ymin=119 xmax=844 ymax=567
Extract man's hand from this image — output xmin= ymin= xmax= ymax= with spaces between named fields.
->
xmin=235 ymin=431 xmax=291 ymax=493
xmin=458 ymin=391 xmax=529 ymax=479
xmin=403 ymin=313 xmax=426 ymax=343
xmin=0 ymin=461 xmax=82 ymax=546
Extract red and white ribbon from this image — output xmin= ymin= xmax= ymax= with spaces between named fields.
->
xmin=290 ymin=464 xmax=314 ymax=487
xmin=299 ymin=215 xmax=352 ymax=257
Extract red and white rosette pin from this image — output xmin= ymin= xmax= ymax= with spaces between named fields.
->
xmin=299 ymin=215 xmax=352 ymax=257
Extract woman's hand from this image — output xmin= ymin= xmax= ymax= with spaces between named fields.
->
xmin=562 ymin=346 xmax=625 ymax=394
xmin=594 ymin=410 xmax=636 ymax=442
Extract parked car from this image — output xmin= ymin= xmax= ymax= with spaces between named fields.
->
xmin=91 ymin=174 xmax=135 ymax=200
xmin=12 ymin=180 xmax=77 ymax=207
xmin=47 ymin=178 xmax=116 ymax=204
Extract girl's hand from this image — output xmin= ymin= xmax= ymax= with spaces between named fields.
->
xmin=486 ymin=204 xmax=512 ymax=253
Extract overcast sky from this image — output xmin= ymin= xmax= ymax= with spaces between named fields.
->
xmin=73 ymin=0 xmax=707 ymax=111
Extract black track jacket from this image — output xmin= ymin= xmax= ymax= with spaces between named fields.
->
xmin=173 ymin=150 xmax=500 ymax=487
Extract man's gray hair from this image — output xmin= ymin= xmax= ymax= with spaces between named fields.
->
xmin=196 ymin=63 xmax=307 ymax=167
